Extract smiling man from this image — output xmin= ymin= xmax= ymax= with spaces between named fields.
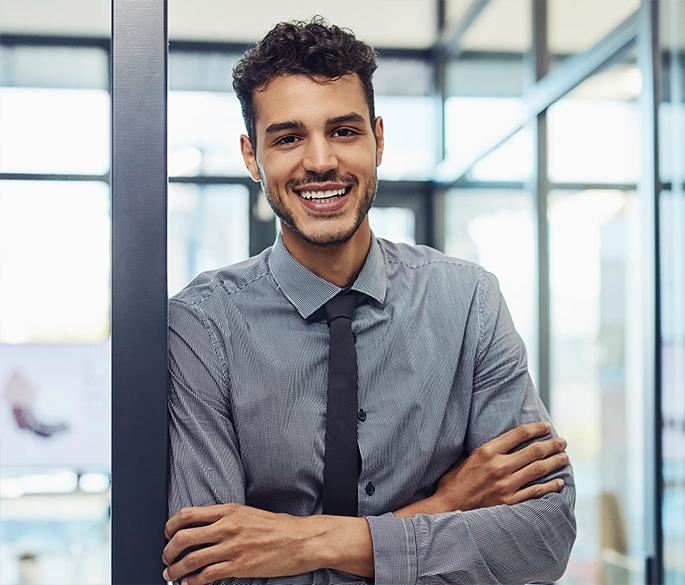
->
xmin=163 ymin=18 xmax=576 ymax=585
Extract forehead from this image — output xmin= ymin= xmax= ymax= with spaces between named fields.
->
xmin=252 ymin=74 xmax=370 ymax=131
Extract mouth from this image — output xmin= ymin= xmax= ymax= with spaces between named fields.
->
xmin=295 ymin=186 xmax=351 ymax=201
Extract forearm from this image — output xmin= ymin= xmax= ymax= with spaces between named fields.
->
xmin=367 ymin=468 xmax=576 ymax=585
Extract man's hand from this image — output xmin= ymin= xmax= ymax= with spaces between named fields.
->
xmin=395 ymin=421 xmax=568 ymax=517
xmin=162 ymin=504 xmax=373 ymax=585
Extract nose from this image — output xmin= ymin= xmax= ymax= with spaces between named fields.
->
xmin=302 ymin=134 xmax=338 ymax=174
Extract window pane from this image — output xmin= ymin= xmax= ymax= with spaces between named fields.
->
xmin=376 ymin=96 xmax=436 ymax=180
xmin=0 ymin=180 xmax=111 ymax=585
xmin=168 ymin=91 xmax=248 ymax=177
xmin=168 ymin=183 xmax=250 ymax=296
xmin=443 ymin=97 xmax=526 ymax=180
xmin=547 ymin=56 xmax=640 ymax=185
xmin=0 ymin=45 xmax=108 ymax=90
xmin=444 ymin=189 xmax=537 ymax=385
xmin=369 ymin=206 xmax=415 ymax=245
xmin=0 ymin=88 xmax=110 ymax=175
xmin=444 ymin=0 xmax=530 ymax=181
xmin=0 ymin=181 xmax=110 ymax=343
xmin=549 ymin=189 xmax=645 ymax=585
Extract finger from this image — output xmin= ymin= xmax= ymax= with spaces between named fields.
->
xmin=508 ymin=478 xmax=565 ymax=505
xmin=483 ymin=421 xmax=552 ymax=455
xmin=163 ymin=524 xmax=217 ymax=567
xmin=508 ymin=436 xmax=567 ymax=471
xmin=510 ymin=451 xmax=570 ymax=490
xmin=166 ymin=505 xmax=231 ymax=539
xmin=184 ymin=561 xmax=234 ymax=585
xmin=163 ymin=542 xmax=224 ymax=583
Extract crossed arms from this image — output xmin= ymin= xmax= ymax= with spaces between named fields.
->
xmin=163 ymin=421 xmax=573 ymax=584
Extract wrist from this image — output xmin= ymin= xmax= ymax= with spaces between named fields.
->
xmin=316 ymin=515 xmax=374 ymax=577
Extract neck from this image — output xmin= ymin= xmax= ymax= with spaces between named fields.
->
xmin=281 ymin=220 xmax=371 ymax=288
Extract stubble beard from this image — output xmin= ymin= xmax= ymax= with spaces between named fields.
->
xmin=259 ymin=169 xmax=378 ymax=248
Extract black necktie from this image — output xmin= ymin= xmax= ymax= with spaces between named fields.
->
xmin=321 ymin=292 xmax=360 ymax=517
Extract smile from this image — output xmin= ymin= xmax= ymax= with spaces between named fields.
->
xmin=297 ymin=187 xmax=349 ymax=201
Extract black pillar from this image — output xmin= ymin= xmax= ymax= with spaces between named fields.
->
xmin=111 ymin=0 xmax=169 ymax=583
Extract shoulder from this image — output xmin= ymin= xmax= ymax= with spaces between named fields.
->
xmin=170 ymin=247 xmax=273 ymax=309
xmin=377 ymin=238 xmax=497 ymax=289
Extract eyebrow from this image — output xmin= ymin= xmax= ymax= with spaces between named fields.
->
xmin=263 ymin=113 xmax=367 ymax=136
xmin=264 ymin=120 xmax=305 ymax=135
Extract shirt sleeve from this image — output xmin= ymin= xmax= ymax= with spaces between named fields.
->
xmin=366 ymin=270 xmax=577 ymax=585
xmin=168 ymin=297 xmax=246 ymax=515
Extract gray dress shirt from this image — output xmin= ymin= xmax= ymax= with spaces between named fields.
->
xmin=168 ymin=234 xmax=576 ymax=585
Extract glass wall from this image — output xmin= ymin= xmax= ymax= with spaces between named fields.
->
xmin=0 ymin=28 xmax=111 ymax=585
xmin=441 ymin=2 xmax=656 ymax=583
xmin=660 ymin=1 xmax=685 ymax=582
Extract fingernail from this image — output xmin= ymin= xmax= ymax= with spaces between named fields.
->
xmin=544 ymin=422 xmax=552 ymax=432
xmin=162 ymin=569 xmax=169 ymax=581
xmin=182 ymin=580 xmax=189 ymax=585
xmin=557 ymin=479 xmax=565 ymax=489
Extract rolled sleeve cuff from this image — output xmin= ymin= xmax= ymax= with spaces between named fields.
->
xmin=366 ymin=513 xmax=417 ymax=585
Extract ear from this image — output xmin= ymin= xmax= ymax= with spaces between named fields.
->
xmin=373 ymin=116 xmax=384 ymax=167
xmin=240 ymin=134 xmax=261 ymax=182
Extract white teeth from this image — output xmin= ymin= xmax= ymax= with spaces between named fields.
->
xmin=299 ymin=188 xmax=346 ymax=200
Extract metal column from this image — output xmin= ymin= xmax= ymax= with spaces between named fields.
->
xmin=111 ymin=1 xmax=169 ymax=583
xmin=530 ymin=0 xmax=550 ymax=409
xmin=638 ymin=0 xmax=663 ymax=582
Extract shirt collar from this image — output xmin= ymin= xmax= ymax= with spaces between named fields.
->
xmin=269 ymin=232 xmax=387 ymax=319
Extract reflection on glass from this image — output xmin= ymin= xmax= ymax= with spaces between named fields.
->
xmin=443 ymin=189 xmax=537 ymax=385
xmin=549 ymin=189 xmax=644 ymax=585
xmin=168 ymin=183 xmax=250 ymax=296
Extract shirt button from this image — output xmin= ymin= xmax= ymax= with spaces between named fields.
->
xmin=357 ymin=408 xmax=367 ymax=422
xmin=365 ymin=481 xmax=375 ymax=496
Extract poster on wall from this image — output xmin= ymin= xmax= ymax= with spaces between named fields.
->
xmin=0 ymin=341 xmax=110 ymax=469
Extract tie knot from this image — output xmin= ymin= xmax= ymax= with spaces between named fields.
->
xmin=323 ymin=292 xmax=360 ymax=325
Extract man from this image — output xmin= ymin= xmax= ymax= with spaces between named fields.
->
xmin=163 ymin=18 xmax=576 ymax=585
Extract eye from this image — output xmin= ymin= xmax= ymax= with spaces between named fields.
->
xmin=275 ymin=135 xmax=299 ymax=146
xmin=333 ymin=127 xmax=358 ymax=138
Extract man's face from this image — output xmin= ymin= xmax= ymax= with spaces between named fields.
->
xmin=240 ymin=74 xmax=384 ymax=249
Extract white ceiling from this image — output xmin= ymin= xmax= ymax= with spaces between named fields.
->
xmin=1 ymin=0 xmax=676 ymax=53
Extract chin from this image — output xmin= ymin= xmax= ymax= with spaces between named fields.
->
xmin=288 ymin=222 xmax=360 ymax=248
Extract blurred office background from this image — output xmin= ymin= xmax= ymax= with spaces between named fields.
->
xmin=0 ymin=0 xmax=683 ymax=583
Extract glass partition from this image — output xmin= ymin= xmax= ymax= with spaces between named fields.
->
xmin=0 ymin=11 xmax=111 ymax=585
xmin=444 ymin=188 xmax=537 ymax=385
xmin=549 ymin=188 xmax=645 ymax=585
xmin=659 ymin=1 xmax=685 ymax=582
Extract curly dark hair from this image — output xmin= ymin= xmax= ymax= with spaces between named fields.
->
xmin=233 ymin=16 xmax=378 ymax=144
